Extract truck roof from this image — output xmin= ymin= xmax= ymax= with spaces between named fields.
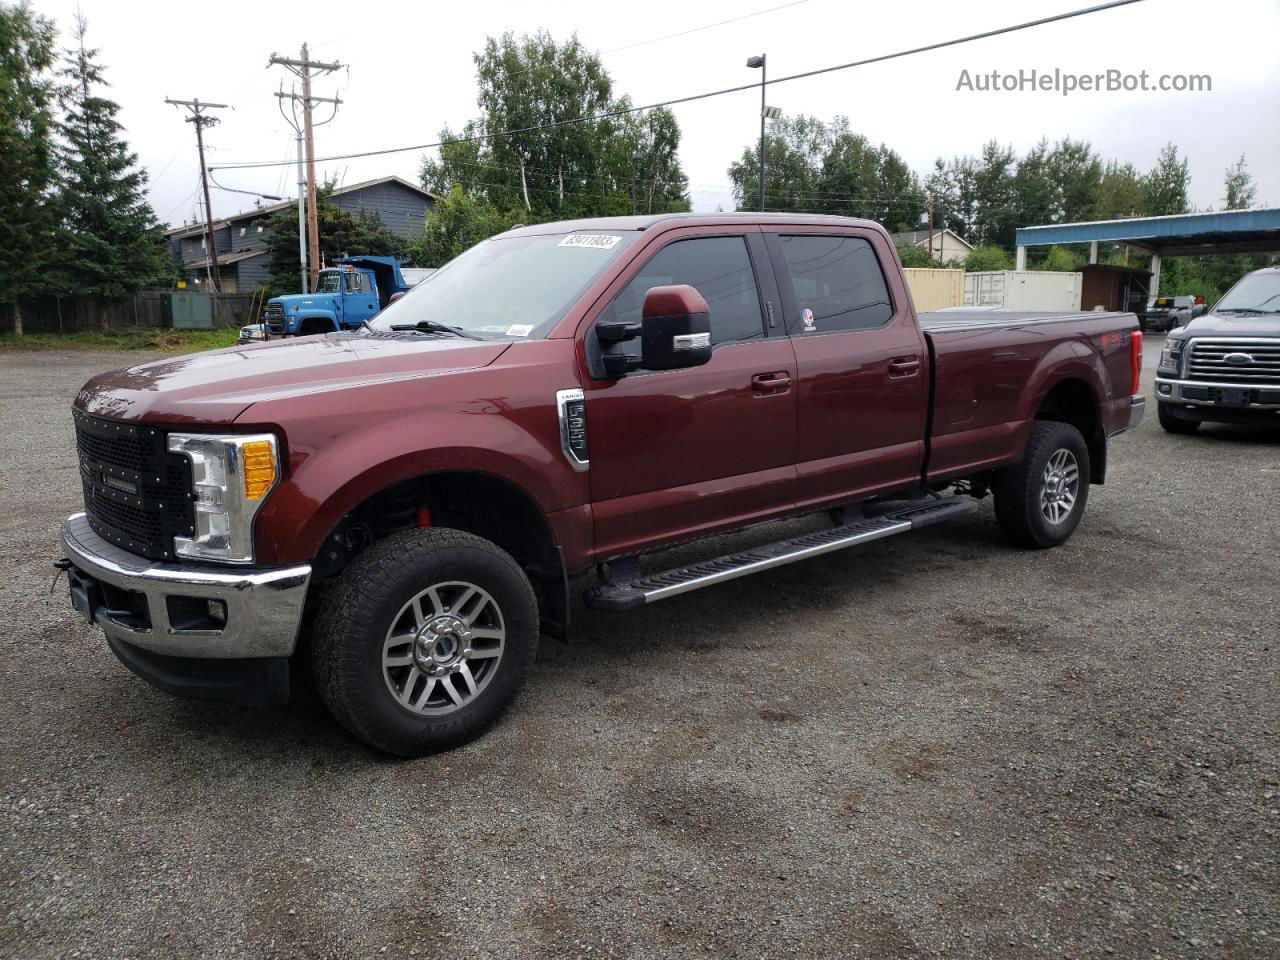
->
xmin=502 ymin=212 xmax=889 ymax=238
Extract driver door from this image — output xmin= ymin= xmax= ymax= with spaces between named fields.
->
xmin=581 ymin=227 xmax=799 ymax=560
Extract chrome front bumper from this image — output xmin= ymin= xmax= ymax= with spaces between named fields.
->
xmin=59 ymin=513 xmax=311 ymax=659
xmin=1155 ymin=376 xmax=1280 ymax=410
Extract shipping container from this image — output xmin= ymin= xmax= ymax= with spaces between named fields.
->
xmin=963 ymin=271 xmax=1082 ymax=311
xmin=902 ymin=268 xmax=964 ymax=312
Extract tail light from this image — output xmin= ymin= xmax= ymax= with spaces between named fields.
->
xmin=1130 ymin=330 xmax=1143 ymax=396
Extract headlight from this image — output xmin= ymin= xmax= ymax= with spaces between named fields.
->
xmin=166 ymin=433 xmax=280 ymax=563
xmin=1158 ymin=340 xmax=1183 ymax=375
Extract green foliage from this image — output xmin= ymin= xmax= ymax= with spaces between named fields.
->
xmin=963 ymin=245 xmax=1014 ymax=272
xmin=1035 ymin=245 xmax=1085 ymax=272
xmin=54 ymin=14 xmax=172 ymax=321
xmin=419 ymin=31 xmax=688 ymax=226
xmin=407 ymin=186 xmax=516 ymax=268
xmin=1142 ymin=143 xmax=1190 ymax=216
xmin=263 ymin=181 xmax=408 ymax=292
xmin=0 ymin=2 xmax=59 ymax=330
xmin=1223 ymin=154 xmax=1256 ymax=210
xmin=0 ymin=325 xmax=239 ymax=352
xmin=727 ymin=115 xmax=926 ymax=229
xmin=1097 ymin=160 xmax=1145 ymax=218
xmin=895 ymin=244 xmax=938 ymax=268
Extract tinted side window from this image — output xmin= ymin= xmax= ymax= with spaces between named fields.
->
xmin=780 ymin=235 xmax=893 ymax=334
xmin=600 ymin=237 xmax=764 ymax=357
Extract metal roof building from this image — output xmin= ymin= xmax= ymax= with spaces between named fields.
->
xmin=1014 ymin=208 xmax=1280 ymax=294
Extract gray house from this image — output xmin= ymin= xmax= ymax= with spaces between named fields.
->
xmin=165 ymin=175 xmax=438 ymax=292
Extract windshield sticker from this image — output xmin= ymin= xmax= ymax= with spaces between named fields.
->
xmin=506 ymin=324 xmax=534 ymax=337
xmin=558 ymin=234 xmax=621 ymax=250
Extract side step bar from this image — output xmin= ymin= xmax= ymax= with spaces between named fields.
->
xmin=584 ymin=496 xmax=978 ymax=611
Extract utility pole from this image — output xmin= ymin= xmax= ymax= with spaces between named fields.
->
xmin=165 ymin=97 xmax=229 ymax=293
xmin=270 ymin=44 xmax=343 ymax=291
xmin=926 ymin=196 xmax=935 ymax=264
xmin=275 ymin=88 xmax=342 ymax=293
xmin=746 ymin=54 xmax=767 ymax=212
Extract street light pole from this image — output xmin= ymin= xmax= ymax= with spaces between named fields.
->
xmin=747 ymin=54 xmax=766 ymax=212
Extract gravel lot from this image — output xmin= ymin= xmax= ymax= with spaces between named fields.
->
xmin=1 ymin=342 xmax=1277 ymax=960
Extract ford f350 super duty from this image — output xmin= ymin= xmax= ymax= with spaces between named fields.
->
xmin=58 ymin=213 xmax=1145 ymax=755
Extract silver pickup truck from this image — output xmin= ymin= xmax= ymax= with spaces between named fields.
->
xmin=1155 ymin=267 xmax=1280 ymax=433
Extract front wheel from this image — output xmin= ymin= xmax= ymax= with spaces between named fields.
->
xmin=993 ymin=420 xmax=1090 ymax=549
xmin=311 ymin=528 xmax=540 ymax=756
xmin=1158 ymin=402 xmax=1200 ymax=435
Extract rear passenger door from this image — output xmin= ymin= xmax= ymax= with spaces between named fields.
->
xmin=583 ymin=228 xmax=798 ymax=559
xmin=764 ymin=228 xmax=929 ymax=509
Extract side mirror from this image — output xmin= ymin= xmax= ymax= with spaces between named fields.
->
xmin=639 ymin=284 xmax=712 ymax=371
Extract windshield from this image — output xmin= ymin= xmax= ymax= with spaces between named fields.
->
xmin=316 ymin=272 xmax=342 ymax=294
xmin=1214 ymin=271 xmax=1280 ymax=314
xmin=369 ymin=231 xmax=636 ymax=339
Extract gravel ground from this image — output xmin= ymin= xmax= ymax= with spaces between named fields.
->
xmin=1 ymin=343 xmax=1277 ymax=960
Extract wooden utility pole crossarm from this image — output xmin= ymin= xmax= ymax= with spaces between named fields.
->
xmin=269 ymin=45 xmax=343 ymax=292
xmin=164 ymin=97 xmax=229 ymax=293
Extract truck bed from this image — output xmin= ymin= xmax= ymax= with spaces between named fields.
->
xmin=919 ymin=308 xmax=1133 ymax=332
xmin=918 ymin=308 xmax=1140 ymax=483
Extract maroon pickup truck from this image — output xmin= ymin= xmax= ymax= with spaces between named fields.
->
xmin=59 ymin=214 xmax=1144 ymax=755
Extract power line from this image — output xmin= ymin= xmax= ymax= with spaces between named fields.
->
xmin=212 ymin=0 xmax=1142 ymax=174
xmin=605 ymin=0 xmax=815 ymax=55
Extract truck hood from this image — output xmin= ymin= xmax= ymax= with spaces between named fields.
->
xmin=75 ymin=333 xmax=511 ymax=424
xmin=268 ymin=293 xmax=337 ymax=312
xmin=1171 ymin=313 xmax=1280 ymax=340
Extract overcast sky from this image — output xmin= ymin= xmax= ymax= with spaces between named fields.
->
xmin=32 ymin=0 xmax=1280 ymax=231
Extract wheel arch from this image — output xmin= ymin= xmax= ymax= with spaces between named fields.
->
xmin=296 ymin=313 xmax=340 ymax=335
xmin=1031 ymin=376 xmax=1106 ymax=484
xmin=302 ymin=465 xmax=570 ymax=641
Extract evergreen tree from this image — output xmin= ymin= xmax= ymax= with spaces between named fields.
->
xmin=0 ymin=2 xmax=58 ymax=335
xmin=1223 ymin=154 xmax=1257 ymax=210
xmin=1143 ymin=143 xmax=1191 ymax=216
xmin=1048 ymin=138 xmax=1103 ymax=223
xmin=55 ymin=14 xmax=170 ymax=328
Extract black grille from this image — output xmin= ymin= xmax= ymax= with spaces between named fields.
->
xmin=73 ymin=410 xmax=194 ymax=561
xmin=262 ymin=304 xmax=286 ymax=336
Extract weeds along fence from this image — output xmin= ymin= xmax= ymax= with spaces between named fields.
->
xmin=12 ymin=291 xmax=262 ymax=334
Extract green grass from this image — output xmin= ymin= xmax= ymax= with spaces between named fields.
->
xmin=0 ymin=327 xmax=241 ymax=353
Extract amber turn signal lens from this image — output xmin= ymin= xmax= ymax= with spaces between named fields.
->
xmin=241 ymin=440 xmax=276 ymax=499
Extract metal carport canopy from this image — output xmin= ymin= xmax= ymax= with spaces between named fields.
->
xmin=1015 ymin=207 xmax=1280 ymax=257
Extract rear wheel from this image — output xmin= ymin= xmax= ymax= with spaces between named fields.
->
xmin=993 ymin=420 xmax=1090 ymax=549
xmin=1158 ymin=402 xmax=1200 ymax=435
xmin=311 ymin=528 xmax=539 ymax=756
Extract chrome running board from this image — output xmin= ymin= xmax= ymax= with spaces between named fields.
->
xmin=583 ymin=497 xmax=977 ymax=611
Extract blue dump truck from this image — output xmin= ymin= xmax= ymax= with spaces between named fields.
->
xmin=261 ymin=256 xmax=413 ymax=337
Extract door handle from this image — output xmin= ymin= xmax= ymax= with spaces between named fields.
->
xmin=751 ymin=371 xmax=792 ymax=395
xmin=888 ymin=357 xmax=921 ymax=378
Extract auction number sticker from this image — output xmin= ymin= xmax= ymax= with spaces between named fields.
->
xmin=559 ymin=234 xmax=621 ymax=250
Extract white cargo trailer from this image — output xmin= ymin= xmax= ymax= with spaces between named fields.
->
xmin=963 ymin=271 xmax=1082 ymax=311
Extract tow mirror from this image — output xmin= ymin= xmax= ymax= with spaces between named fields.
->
xmin=639 ymin=284 xmax=712 ymax=371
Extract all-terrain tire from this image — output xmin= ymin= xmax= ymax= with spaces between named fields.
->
xmin=993 ymin=420 xmax=1090 ymax=549
xmin=1157 ymin=402 xmax=1200 ymax=435
xmin=311 ymin=527 xmax=539 ymax=756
